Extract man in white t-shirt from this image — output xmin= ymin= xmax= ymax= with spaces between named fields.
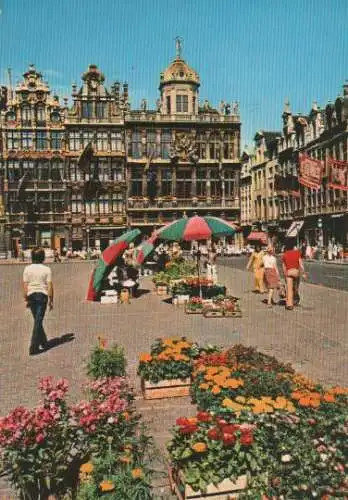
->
xmin=23 ymin=247 xmax=54 ymax=355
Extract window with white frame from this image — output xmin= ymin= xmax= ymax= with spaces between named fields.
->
xmin=52 ymin=192 xmax=65 ymax=212
xmin=6 ymin=131 xmax=19 ymax=150
xmin=98 ymin=160 xmax=109 ymax=181
xmin=111 ymin=131 xmax=122 ymax=151
xmin=82 ymin=131 xmax=95 ymax=148
xmin=85 ymin=200 xmax=96 ymax=215
xmin=112 ymin=192 xmax=123 ymax=212
xmin=71 ymin=193 xmax=82 ymax=213
xmin=21 ymin=105 xmax=31 ymax=125
xmin=224 ymin=170 xmax=236 ymax=197
xmin=210 ymin=169 xmax=221 ymax=197
xmin=69 ymin=161 xmax=81 ymax=181
xmin=51 ymin=161 xmax=64 ymax=181
xmin=96 ymin=101 xmax=106 ymax=119
xmin=176 ymin=95 xmax=188 ymax=113
xmin=37 ymin=161 xmax=50 ymax=180
xmin=146 ymin=130 xmax=157 ymax=156
xmin=36 ymin=105 xmax=46 ymax=123
xmin=130 ymin=130 xmax=142 ymax=158
xmin=69 ymin=131 xmax=80 ymax=151
xmin=51 ymin=131 xmax=63 ymax=150
xmin=36 ymin=131 xmax=47 ymax=151
xmin=98 ymin=194 xmax=110 ymax=214
xmin=7 ymin=160 xmax=20 ymax=181
xmin=21 ymin=131 xmax=33 ymax=150
xmin=111 ymin=161 xmax=124 ymax=181
xmin=196 ymin=168 xmax=207 ymax=196
xmin=97 ymin=131 xmax=108 ymax=151
xmin=160 ymin=129 xmax=171 ymax=159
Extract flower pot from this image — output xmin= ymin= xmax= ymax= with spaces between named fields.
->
xmin=169 ymin=467 xmax=247 ymax=499
xmin=176 ymin=294 xmax=190 ymax=305
xmin=141 ymin=378 xmax=191 ymax=400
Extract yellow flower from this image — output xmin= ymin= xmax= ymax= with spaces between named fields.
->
xmin=99 ymin=480 xmax=115 ymax=492
xmin=80 ymin=462 xmax=93 ymax=474
xmin=222 ymin=398 xmax=245 ymax=411
xmin=273 ymin=397 xmax=288 ymax=410
xmin=192 ymin=442 xmax=207 ymax=453
xmin=131 ymin=468 xmax=144 ymax=479
xmin=235 ymin=396 xmax=246 ymax=404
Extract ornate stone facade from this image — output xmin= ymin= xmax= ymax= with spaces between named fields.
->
xmin=0 ymin=46 xmax=241 ymax=254
xmin=244 ymin=83 xmax=348 ymax=247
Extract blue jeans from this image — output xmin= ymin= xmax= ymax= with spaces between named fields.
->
xmin=28 ymin=293 xmax=48 ymax=350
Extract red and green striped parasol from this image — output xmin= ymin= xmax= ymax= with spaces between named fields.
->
xmin=86 ymin=228 xmax=141 ymax=301
xmin=134 ymin=234 xmax=158 ymax=266
xmin=156 ymin=215 xmax=237 ymax=241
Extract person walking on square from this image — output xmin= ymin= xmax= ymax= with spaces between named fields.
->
xmin=207 ymin=242 xmax=218 ymax=284
xmin=246 ymin=244 xmax=266 ymax=293
xmin=23 ymin=247 xmax=54 ymax=355
xmin=282 ymin=239 xmax=307 ymax=310
xmin=263 ymin=245 xmax=280 ymax=307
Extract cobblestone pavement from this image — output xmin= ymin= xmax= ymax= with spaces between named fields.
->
xmin=0 ymin=261 xmax=347 ymax=498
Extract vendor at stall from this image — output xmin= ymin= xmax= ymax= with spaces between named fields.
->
xmin=123 ymin=242 xmax=136 ymax=266
xmin=170 ymin=242 xmax=183 ymax=261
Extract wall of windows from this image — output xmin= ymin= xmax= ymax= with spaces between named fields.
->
xmin=51 ymin=131 xmax=63 ymax=150
xmin=69 ymin=161 xmax=81 ymax=181
xmin=6 ymin=131 xmax=19 ymax=150
xmin=97 ymin=131 xmax=108 ymax=151
xmin=224 ymin=170 xmax=236 ymax=197
xmin=98 ymin=194 xmax=110 ymax=214
xmin=71 ymin=193 xmax=82 ymax=213
xmin=21 ymin=131 xmax=33 ymax=150
xmin=36 ymin=131 xmax=47 ymax=150
xmin=111 ymin=161 xmax=124 ymax=181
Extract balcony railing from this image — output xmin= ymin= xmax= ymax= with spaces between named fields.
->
xmin=124 ymin=112 xmax=240 ymax=124
xmin=127 ymin=197 xmax=240 ymax=210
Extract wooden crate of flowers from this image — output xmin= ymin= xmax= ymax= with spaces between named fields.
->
xmin=138 ymin=337 xmax=198 ymax=399
xmin=222 ymin=297 xmax=242 ymax=318
xmin=167 ymin=412 xmax=250 ymax=499
xmin=202 ymin=304 xmax=224 ymax=318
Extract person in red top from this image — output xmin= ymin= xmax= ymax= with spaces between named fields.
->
xmin=282 ymin=239 xmax=307 ymax=310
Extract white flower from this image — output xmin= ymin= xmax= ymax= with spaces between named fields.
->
xmin=107 ymin=417 xmax=115 ymax=424
xmin=320 ymin=453 xmax=329 ymax=462
xmin=281 ymin=454 xmax=292 ymax=463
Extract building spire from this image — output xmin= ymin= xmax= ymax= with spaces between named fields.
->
xmin=175 ymin=36 xmax=183 ymax=59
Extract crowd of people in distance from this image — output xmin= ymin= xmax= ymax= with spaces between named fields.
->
xmin=299 ymin=239 xmax=345 ymax=262
xmin=247 ymin=239 xmax=307 ymax=310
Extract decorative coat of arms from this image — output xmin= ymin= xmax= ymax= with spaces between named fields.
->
xmin=169 ymin=132 xmax=199 ymax=163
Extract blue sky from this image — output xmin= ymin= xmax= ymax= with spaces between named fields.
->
xmin=1 ymin=0 xmax=347 ymax=145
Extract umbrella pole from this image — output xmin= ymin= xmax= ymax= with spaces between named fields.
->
xmin=196 ymin=250 xmax=202 ymax=298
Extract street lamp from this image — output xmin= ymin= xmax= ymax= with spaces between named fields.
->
xmin=86 ymin=227 xmax=90 ymax=250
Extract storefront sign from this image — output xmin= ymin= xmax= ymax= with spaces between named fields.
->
xmin=327 ymin=157 xmax=348 ymax=191
xmin=298 ymin=154 xmax=324 ymax=189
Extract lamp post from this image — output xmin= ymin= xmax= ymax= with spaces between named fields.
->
xmin=86 ymin=227 xmax=90 ymax=251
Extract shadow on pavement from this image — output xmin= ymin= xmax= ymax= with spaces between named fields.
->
xmin=43 ymin=333 xmax=76 ymax=353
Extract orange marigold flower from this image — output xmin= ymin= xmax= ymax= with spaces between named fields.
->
xmin=131 ymin=468 xmax=144 ymax=479
xmin=187 ymin=417 xmax=198 ymax=425
xmin=291 ymin=391 xmax=304 ymax=400
xmin=99 ymin=480 xmax=115 ymax=492
xmin=123 ymin=411 xmax=130 ymax=421
xmin=80 ymin=462 xmax=93 ymax=474
xmin=328 ymin=386 xmax=348 ymax=395
xmin=223 ymin=378 xmax=244 ymax=389
xmin=211 ymin=385 xmax=221 ymax=394
xmin=163 ymin=338 xmax=173 ymax=346
xmin=192 ymin=442 xmax=207 ymax=453
xmin=140 ymin=353 xmax=152 ymax=363
xmin=323 ymin=393 xmax=336 ymax=403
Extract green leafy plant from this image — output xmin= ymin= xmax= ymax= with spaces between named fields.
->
xmin=87 ymin=339 xmax=127 ymax=379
